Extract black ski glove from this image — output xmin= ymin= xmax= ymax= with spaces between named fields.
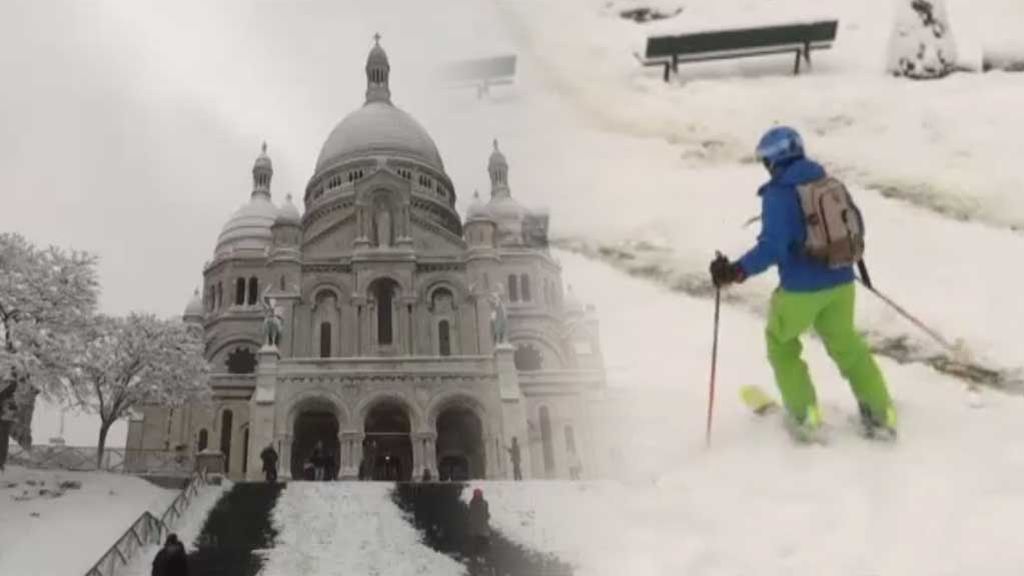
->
xmin=709 ymin=254 xmax=746 ymax=288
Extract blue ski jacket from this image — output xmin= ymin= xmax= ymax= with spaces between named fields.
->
xmin=737 ymin=158 xmax=855 ymax=292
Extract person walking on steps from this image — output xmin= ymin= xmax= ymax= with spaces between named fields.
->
xmin=260 ymin=444 xmax=278 ymax=484
xmin=467 ymin=488 xmax=491 ymax=562
xmin=709 ymin=126 xmax=897 ymax=442
xmin=151 ymin=533 xmax=189 ymax=576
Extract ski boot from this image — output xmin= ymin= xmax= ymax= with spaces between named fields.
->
xmin=858 ymin=403 xmax=898 ymax=442
xmin=784 ymin=404 xmax=826 ymax=444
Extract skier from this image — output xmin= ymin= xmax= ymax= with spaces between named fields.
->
xmin=466 ymin=488 xmax=491 ymax=561
xmin=259 ymin=444 xmax=278 ymax=484
xmin=709 ymin=126 xmax=897 ymax=441
xmin=506 ymin=437 xmax=522 ymax=481
xmin=151 ymin=533 xmax=189 ymax=576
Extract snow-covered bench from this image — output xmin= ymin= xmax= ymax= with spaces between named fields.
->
xmin=440 ymin=54 xmax=517 ymax=98
xmin=637 ymin=20 xmax=839 ymax=81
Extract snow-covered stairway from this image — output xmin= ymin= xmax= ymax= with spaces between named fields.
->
xmin=260 ymin=482 xmax=464 ymax=576
xmin=187 ymin=482 xmax=283 ymax=576
xmin=394 ymin=483 xmax=574 ymax=576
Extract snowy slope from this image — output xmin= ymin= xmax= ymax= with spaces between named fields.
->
xmin=0 ymin=466 xmax=177 ymax=576
xmin=468 ymin=252 xmax=1024 ymax=576
xmin=495 ymin=0 xmax=1024 ymax=230
xmin=260 ymin=483 xmax=464 ymax=576
xmin=465 ymin=0 xmax=1024 ymax=383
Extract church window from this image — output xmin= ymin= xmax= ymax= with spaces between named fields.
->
xmin=371 ymin=279 xmax=397 ymax=346
xmin=540 ymin=406 xmax=555 ymax=475
xmin=279 ymin=275 xmax=286 ymax=290
xmin=247 ymin=277 xmax=259 ymax=305
xmin=226 ymin=347 xmax=257 ymax=374
xmin=241 ymin=427 xmax=250 ymax=475
xmin=507 ymin=275 xmax=519 ymax=302
xmin=197 ymin=429 xmax=208 ymax=452
xmin=438 ymin=320 xmax=451 ymax=357
xmin=514 ymin=344 xmax=543 ymax=371
xmin=235 ymin=278 xmax=246 ymax=306
xmin=217 ymin=282 xmax=223 ymax=309
xmin=220 ymin=410 xmax=233 ymax=474
xmin=320 ymin=322 xmax=332 ymax=358
xmin=520 ymin=274 xmax=531 ymax=302
xmin=565 ymin=425 xmax=577 ymax=454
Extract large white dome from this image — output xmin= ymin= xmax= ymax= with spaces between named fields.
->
xmin=314 ymin=101 xmax=444 ymax=175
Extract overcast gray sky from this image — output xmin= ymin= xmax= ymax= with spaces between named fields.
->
xmin=0 ymin=0 xmax=530 ymax=318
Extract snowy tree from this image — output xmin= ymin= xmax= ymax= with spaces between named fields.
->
xmin=0 ymin=233 xmax=98 ymax=470
xmin=888 ymin=0 xmax=958 ymax=79
xmin=62 ymin=313 xmax=209 ymax=467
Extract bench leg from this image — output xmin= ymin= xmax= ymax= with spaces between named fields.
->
xmin=793 ymin=50 xmax=802 ymax=75
xmin=804 ymin=42 xmax=812 ymax=68
xmin=663 ymin=63 xmax=670 ymax=82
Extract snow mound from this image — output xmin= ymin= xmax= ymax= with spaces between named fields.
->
xmin=0 ymin=466 xmax=177 ymax=576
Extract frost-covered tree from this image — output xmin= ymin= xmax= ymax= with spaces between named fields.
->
xmin=888 ymin=0 xmax=958 ymax=79
xmin=0 ymin=233 xmax=98 ymax=470
xmin=63 ymin=314 xmax=209 ymax=467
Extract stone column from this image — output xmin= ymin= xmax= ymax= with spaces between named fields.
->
xmin=496 ymin=344 xmax=531 ymax=479
xmin=277 ymin=433 xmax=293 ymax=480
xmin=412 ymin=432 xmax=437 ymax=479
xmin=340 ymin=431 xmax=364 ymax=479
xmin=247 ymin=346 xmax=280 ymax=480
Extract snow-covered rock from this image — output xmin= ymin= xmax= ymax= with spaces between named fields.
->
xmin=888 ymin=0 xmax=958 ymax=78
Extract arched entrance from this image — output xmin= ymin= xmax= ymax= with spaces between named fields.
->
xmin=362 ymin=401 xmax=413 ymax=481
xmin=435 ymin=406 xmax=485 ymax=481
xmin=291 ymin=410 xmax=340 ymax=480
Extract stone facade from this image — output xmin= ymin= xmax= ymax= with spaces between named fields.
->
xmin=128 ymin=39 xmax=606 ymax=481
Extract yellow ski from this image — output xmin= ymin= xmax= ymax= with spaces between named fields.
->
xmin=739 ymin=385 xmax=780 ymax=416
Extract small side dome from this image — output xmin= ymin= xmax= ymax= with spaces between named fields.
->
xmin=216 ymin=195 xmax=278 ymax=255
xmin=466 ymin=190 xmax=491 ymax=221
xmin=564 ymin=285 xmax=585 ymax=315
xmin=183 ymin=288 xmax=204 ymax=322
xmin=276 ymin=194 xmax=301 ymax=225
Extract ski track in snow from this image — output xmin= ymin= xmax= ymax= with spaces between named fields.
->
xmin=260 ymin=483 xmax=464 ymax=576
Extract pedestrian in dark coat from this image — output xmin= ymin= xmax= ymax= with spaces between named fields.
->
xmin=467 ymin=488 xmax=491 ymax=559
xmin=506 ymin=437 xmax=522 ymax=481
xmin=310 ymin=444 xmax=324 ymax=481
xmin=151 ymin=533 xmax=188 ymax=576
xmin=260 ymin=445 xmax=278 ymax=483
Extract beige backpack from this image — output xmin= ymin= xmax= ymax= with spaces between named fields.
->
xmin=796 ymin=176 xmax=865 ymax=268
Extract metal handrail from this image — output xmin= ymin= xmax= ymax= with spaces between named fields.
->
xmin=83 ymin=468 xmax=208 ymax=576
xmin=9 ymin=444 xmax=191 ymax=474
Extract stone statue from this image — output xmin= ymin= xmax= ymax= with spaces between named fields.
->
xmin=488 ymin=285 xmax=508 ymax=345
xmin=261 ymin=287 xmax=283 ymax=348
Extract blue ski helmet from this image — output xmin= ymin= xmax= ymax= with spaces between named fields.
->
xmin=755 ymin=126 xmax=805 ymax=168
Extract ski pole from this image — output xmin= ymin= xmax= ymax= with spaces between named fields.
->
xmin=706 ymin=282 xmax=722 ymax=448
xmin=855 ymin=277 xmax=955 ymax=352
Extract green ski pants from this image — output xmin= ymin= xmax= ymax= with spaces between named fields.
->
xmin=765 ymin=282 xmax=893 ymax=424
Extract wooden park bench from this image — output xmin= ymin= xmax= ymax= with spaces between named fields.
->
xmin=636 ymin=20 xmax=839 ymax=82
xmin=440 ymin=54 xmax=517 ymax=98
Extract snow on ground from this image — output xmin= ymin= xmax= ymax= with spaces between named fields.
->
xmin=0 ymin=466 xmax=177 ymax=576
xmin=467 ymin=252 xmax=1024 ymax=575
xmin=496 ymin=0 xmax=1024 ymax=230
xmin=122 ymin=479 xmax=231 ymax=576
xmin=261 ymin=482 xmax=464 ymax=576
